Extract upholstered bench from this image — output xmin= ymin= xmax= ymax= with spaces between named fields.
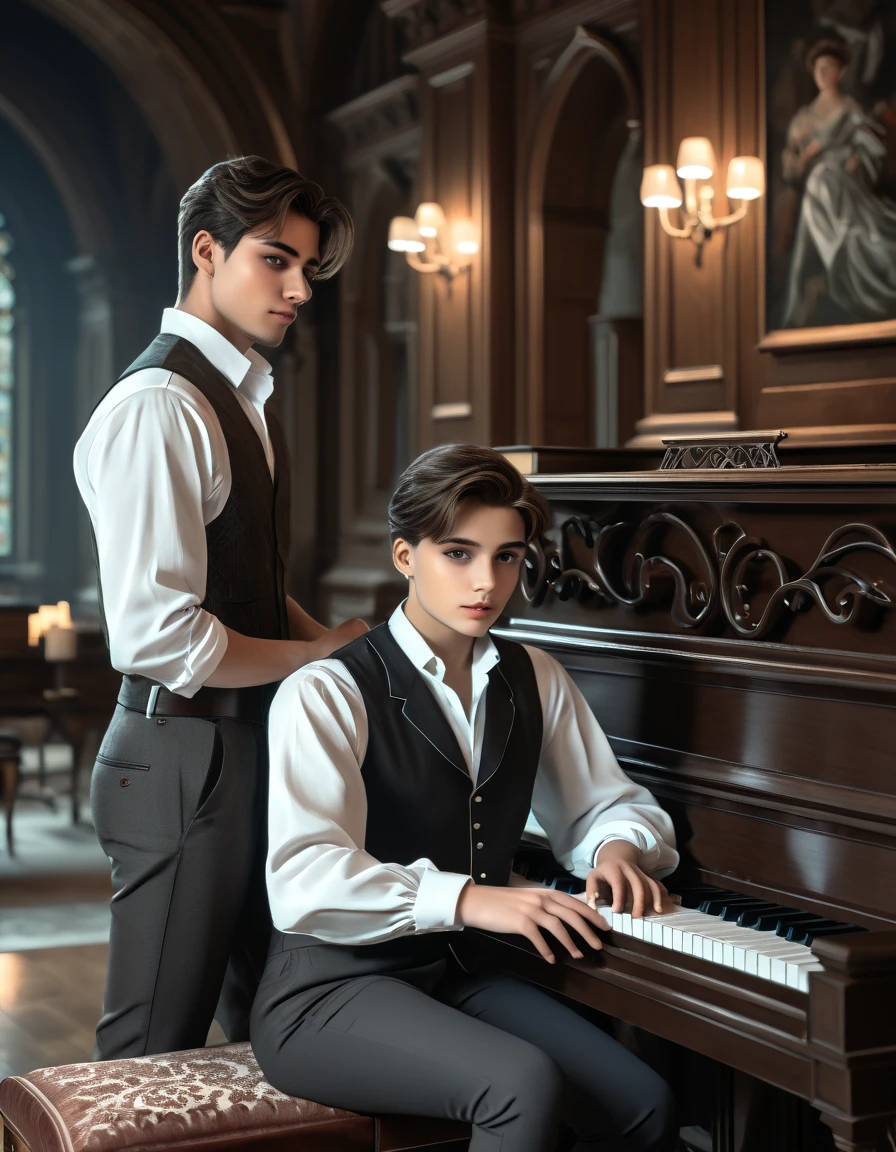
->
xmin=0 ymin=1042 xmax=469 ymax=1152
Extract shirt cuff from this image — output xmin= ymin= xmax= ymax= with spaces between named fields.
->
xmin=413 ymin=867 xmax=471 ymax=933
xmin=573 ymin=821 xmax=660 ymax=876
xmin=170 ymin=612 xmax=229 ymax=698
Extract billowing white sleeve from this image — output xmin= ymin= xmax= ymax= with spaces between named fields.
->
xmin=526 ymin=645 xmax=679 ymax=879
xmin=266 ymin=663 xmax=472 ymax=943
xmin=84 ymin=387 xmax=228 ymax=697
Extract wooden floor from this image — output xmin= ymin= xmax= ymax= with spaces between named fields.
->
xmin=0 ymin=943 xmax=227 ymax=1077
xmin=0 ymin=944 xmax=108 ymax=1075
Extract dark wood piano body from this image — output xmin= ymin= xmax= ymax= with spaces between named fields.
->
xmin=478 ymin=461 xmax=896 ymax=1151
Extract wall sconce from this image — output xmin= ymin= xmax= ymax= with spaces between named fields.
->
xmin=388 ymin=202 xmax=479 ymax=282
xmin=640 ymin=137 xmax=764 ymax=265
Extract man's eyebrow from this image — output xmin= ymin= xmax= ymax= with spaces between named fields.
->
xmin=440 ymin=537 xmax=526 ymax=550
xmin=258 ymin=238 xmax=321 ymax=266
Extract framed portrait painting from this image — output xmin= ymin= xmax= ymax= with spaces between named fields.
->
xmin=762 ymin=0 xmax=896 ymax=350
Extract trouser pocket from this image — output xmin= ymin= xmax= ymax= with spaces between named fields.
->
xmin=90 ymin=705 xmax=219 ymax=855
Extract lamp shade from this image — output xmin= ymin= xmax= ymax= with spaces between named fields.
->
xmin=414 ymin=202 xmax=447 ymax=238
xmin=676 ymin=137 xmax=716 ymax=179
xmin=640 ymin=164 xmax=683 ymax=208
xmin=451 ymin=219 xmax=479 ymax=256
xmin=388 ymin=216 xmax=425 ymax=253
xmin=726 ymin=155 xmax=765 ymax=200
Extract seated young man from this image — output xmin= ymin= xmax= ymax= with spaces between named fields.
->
xmin=251 ymin=444 xmax=680 ymax=1152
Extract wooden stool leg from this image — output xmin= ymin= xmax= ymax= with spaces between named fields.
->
xmin=1 ymin=754 xmax=20 ymax=856
xmin=1 ymin=1108 xmax=35 ymax=1152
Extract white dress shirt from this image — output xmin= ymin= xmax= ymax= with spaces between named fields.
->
xmin=266 ymin=604 xmax=679 ymax=945
xmin=73 ymin=309 xmax=276 ymax=697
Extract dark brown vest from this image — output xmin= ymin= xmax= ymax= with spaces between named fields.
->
xmin=91 ymin=333 xmax=291 ymax=662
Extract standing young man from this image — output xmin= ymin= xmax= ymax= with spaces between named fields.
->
xmin=74 ymin=156 xmax=365 ymax=1060
xmin=252 ymin=444 xmax=679 ymax=1152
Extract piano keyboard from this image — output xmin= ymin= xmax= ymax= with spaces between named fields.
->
xmin=514 ymin=853 xmax=864 ymax=993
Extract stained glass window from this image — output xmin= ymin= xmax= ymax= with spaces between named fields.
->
xmin=0 ymin=214 xmax=14 ymax=557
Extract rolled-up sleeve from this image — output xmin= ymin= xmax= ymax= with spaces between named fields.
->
xmin=267 ymin=665 xmax=471 ymax=943
xmin=86 ymin=387 xmax=227 ymax=696
xmin=526 ymin=645 xmax=679 ymax=880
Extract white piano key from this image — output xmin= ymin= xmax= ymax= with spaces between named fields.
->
xmin=796 ymin=963 xmax=825 ymax=992
xmin=784 ymin=956 xmax=825 ymax=990
xmin=568 ymin=896 xmax=822 ymax=991
xmin=759 ymin=944 xmax=809 ymax=982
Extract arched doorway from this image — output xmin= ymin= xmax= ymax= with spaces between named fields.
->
xmin=0 ymin=0 xmax=300 ymax=607
xmin=524 ymin=28 xmax=643 ymax=447
xmin=0 ymin=0 xmax=182 ymax=604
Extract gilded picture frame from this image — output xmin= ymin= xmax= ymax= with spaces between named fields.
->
xmin=759 ymin=0 xmax=896 ymax=353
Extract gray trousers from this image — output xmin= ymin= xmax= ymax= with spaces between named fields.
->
xmin=90 ymin=703 xmax=269 ymax=1059
xmin=251 ymin=956 xmax=677 ymax=1152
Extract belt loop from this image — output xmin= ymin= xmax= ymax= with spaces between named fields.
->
xmin=145 ymin=684 xmax=161 ymax=719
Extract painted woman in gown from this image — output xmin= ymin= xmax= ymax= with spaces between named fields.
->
xmin=782 ymin=38 xmax=896 ymax=328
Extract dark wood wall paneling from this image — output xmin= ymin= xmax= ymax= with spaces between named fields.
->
xmin=382 ymin=0 xmax=644 ymax=452
xmin=641 ymin=0 xmax=896 ymax=447
xmin=404 ymin=17 xmax=517 ymax=451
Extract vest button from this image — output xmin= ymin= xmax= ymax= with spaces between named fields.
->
xmin=473 ymin=822 xmax=480 ymax=830
xmin=480 ymin=873 xmax=486 ymax=879
xmin=474 ymin=796 xmax=482 ymax=803
xmin=476 ymin=842 xmax=483 ymax=849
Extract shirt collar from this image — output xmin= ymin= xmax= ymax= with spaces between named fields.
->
xmin=160 ymin=308 xmax=273 ymax=392
xmin=387 ymin=601 xmax=500 ymax=684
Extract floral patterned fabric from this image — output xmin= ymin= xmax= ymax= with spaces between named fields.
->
xmin=0 ymin=1042 xmax=367 ymax=1152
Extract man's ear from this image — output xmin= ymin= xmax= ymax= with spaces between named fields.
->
xmin=392 ymin=537 xmax=413 ymax=580
xmin=191 ymin=230 xmax=216 ymax=278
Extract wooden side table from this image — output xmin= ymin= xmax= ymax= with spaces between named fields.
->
xmin=0 ymin=730 xmax=23 ymax=855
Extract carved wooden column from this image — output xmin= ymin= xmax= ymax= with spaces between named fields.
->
xmin=382 ymin=0 xmax=515 ymax=450
xmin=634 ymin=0 xmax=762 ymax=446
xmin=809 ymin=931 xmax=896 ymax=1152
xmin=318 ymin=75 xmax=421 ymax=624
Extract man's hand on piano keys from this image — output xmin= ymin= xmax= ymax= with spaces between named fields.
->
xmin=588 ymin=839 xmax=674 ymax=918
xmin=456 ymin=881 xmax=609 ymax=964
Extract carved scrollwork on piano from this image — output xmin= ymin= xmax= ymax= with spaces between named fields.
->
xmin=521 ymin=510 xmax=896 ymax=640
xmin=720 ymin=522 xmax=896 ymax=639
xmin=523 ymin=510 xmax=717 ymax=627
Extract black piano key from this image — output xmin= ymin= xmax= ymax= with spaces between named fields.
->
xmin=719 ymin=900 xmax=774 ymax=922
xmin=797 ymin=924 xmax=865 ymax=945
xmin=750 ymin=911 xmax=814 ymax=932
xmin=675 ymin=887 xmax=734 ymax=909
xmin=775 ymin=915 xmax=835 ymax=938
xmin=737 ymin=905 xmax=800 ymax=930
xmin=783 ymin=919 xmax=842 ymax=943
xmin=699 ymin=895 xmax=763 ymax=916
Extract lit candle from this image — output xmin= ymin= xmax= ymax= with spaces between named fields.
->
xmin=43 ymin=625 xmax=78 ymax=662
xmin=27 ymin=613 xmax=41 ymax=647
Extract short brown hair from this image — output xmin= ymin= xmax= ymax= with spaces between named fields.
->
xmin=807 ymin=38 xmax=849 ymax=73
xmin=177 ymin=155 xmax=354 ymax=296
xmin=388 ymin=444 xmax=550 ymax=546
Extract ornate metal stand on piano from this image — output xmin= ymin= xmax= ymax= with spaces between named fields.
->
xmin=477 ymin=433 xmax=896 ymax=1152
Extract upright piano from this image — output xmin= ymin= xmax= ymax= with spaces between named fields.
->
xmin=476 ymin=436 xmax=896 ymax=1152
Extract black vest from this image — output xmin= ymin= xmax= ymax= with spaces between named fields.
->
xmin=343 ymin=624 xmax=542 ymax=885
xmin=270 ymin=622 xmax=543 ymax=985
xmin=90 ymin=334 xmax=291 ymax=655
